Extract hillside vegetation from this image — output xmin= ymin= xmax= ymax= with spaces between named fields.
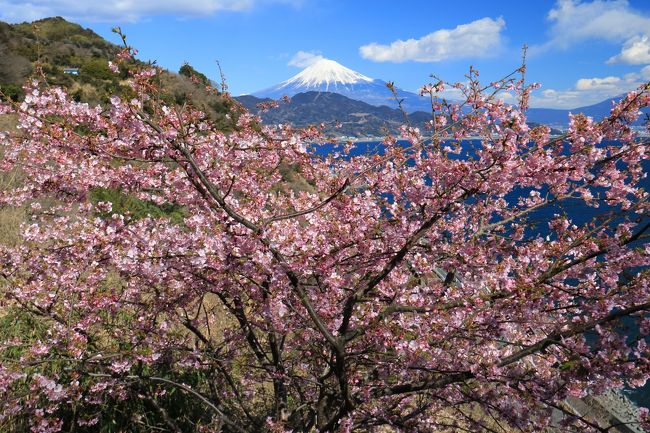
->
xmin=0 ymin=17 xmax=233 ymax=128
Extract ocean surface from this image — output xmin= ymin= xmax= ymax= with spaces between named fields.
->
xmin=314 ymin=139 xmax=650 ymax=408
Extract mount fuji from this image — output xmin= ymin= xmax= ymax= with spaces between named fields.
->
xmin=253 ymin=58 xmax=432 ymax=113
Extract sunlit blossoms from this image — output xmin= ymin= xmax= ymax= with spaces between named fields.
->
xmin=0 ymin=52 xmax=649 ymax=432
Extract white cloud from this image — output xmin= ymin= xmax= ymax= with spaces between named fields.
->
xmin=536 ymin=0 xmax=650 ymax=51
xmin=623 ymin=65 xmax=650 ymax=83
xmin=607 ymin=34 xmax=650 ymax=64
xmin=575 ymin=76 xmax=621 ymax=90
xmin=0 ymin=0 xmax=298 ymax=23
xmin=532 ymin=88 xmax=583 ymax=108
xmin=641 ymin=65 xmax=650 ymax=80
xmin=288 ymin=51 xmax=324 ymax=68
xmin=359 ymin=17 xmax=505 ymax=63
xmin=531 ymin=68 xmax=648 ymax=108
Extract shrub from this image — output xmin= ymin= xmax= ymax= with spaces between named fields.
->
xmin=80 ymin=58 xmax=114 ymax=82
xmin=179 ymin=62 xmax=211 ymax=87
xmin=0 ymin=83 xmax=24 ymax=102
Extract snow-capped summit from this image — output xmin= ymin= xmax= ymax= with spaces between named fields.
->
xmin=280 ymin=58 xmax=373 ymax=90
xmin=253 ymin=58 xmax=431 ymax=112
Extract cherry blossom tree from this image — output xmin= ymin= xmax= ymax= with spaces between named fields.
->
xmin=0 ymin=47 xmax=649 ymax=433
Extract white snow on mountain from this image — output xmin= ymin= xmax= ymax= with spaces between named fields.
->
xmin=280 ymin=58 xmax=373 ymax=90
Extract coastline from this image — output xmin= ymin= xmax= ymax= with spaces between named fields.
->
xmin=328 ymin=130 xmax=650 ymax=143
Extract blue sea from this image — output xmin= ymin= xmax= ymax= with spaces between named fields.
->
xmin=313 ymin=139 xmax=649 ymax=408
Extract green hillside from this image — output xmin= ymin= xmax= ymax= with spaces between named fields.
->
xmin=0 ymin=17 xmax=234 ymax=128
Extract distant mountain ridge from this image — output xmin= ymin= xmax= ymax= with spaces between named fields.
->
xmin=237 ymin=91 xmax=433 ymax=137
xmin=526 ymin=96 xmax=650 ymax=126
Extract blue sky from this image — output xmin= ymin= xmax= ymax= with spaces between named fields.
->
xmin=2 ymin=0 xmax=650 ymax=108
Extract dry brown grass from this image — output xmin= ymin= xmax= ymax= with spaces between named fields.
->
xmin=0 ymin=206 xmax=25 ymax=247
xmin=0 ymin=113 xmax=18 ymax=132
xmin=0 ymin=117 xmax=26 ymax=246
